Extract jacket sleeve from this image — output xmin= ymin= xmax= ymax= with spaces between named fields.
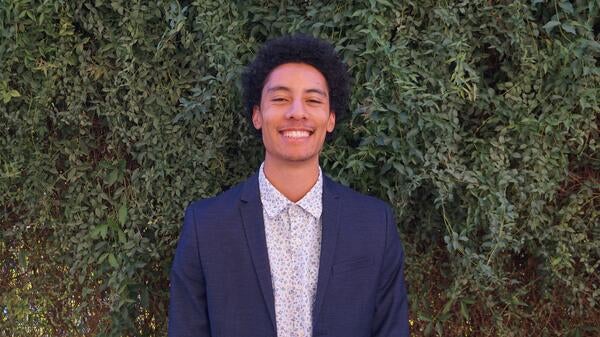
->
xmin=168 ymin=203 xmax=211 ymax=337
xmin=371 ymin=205 xmax=410 ymax=337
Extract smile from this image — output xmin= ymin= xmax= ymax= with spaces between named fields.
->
xmin=281 ymin=130 xmax=312 ymax=138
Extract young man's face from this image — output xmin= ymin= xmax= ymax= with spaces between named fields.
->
xmin=252 ymin=63 xmax=335 ymax=166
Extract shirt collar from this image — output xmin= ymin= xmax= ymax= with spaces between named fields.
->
xmin=258 ymin=162 xmax=323 ymax=219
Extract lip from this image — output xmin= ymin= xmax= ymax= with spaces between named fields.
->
xmin=278 ymin=127 xmax=314 ymax=132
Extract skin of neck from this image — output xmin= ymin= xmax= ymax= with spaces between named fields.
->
xmin=262 ymin=153 xmax=320 ymax=203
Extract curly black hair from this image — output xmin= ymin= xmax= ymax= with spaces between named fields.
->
xmin=241 ymin=34 xmax=351 ymax=137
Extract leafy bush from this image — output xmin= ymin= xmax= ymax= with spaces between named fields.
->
xmin=1 ymin=0 xmax=598 ymax=336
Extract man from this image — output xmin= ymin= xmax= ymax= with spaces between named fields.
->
xmin=168 ymin=34 xmax=409 ymax=337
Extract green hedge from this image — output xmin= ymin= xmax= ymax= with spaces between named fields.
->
xmin=1 ymin=0 xmax=598 ymax=336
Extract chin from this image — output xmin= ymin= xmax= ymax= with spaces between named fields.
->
xmin=283 ymin=155 xmax=316 ymax=162
xmin=272 ymin=152 xmax=319 ymax=163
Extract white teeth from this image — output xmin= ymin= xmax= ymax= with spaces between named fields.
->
xmin=282 ymin=130 xmax=310 ymax=138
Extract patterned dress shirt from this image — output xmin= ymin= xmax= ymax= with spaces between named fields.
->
xmin=258 ymin=163 xmax=323 ymax=337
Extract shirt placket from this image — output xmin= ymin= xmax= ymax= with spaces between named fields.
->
xmin=288 ymin=205 xmax=309 ymax=337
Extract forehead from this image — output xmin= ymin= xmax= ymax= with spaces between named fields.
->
xmin=263 ymin=63 xmax=328 ymax=91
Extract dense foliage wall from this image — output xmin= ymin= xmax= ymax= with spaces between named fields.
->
xmin=1 ymin=0 xmax=599 ymax=336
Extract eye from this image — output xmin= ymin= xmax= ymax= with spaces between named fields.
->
xmin=307 ymin=99 xmax=322 ymax=104
xmin=271 ymin=97 xmax=288 ymax=103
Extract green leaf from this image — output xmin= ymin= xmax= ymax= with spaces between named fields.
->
xmin=98 ymin=224 xmax=108 ymax=239
xmin=542 ymin=20 xmax=561 ymax=33
xmin=141 ymin=288 xmax=150 ymax=307
xmin=376 ymin=0 xmax=393 ymax=7
xmin=561 ymin=23 xmax=576 ymax=34
xmin=98 ymin=252 xmax=108 ymax=264
xmin=117 ymin=229 xmax=126 ymax=244
xmin=559 ymin=1 xmax=574 ymax=14
xmin=18 ymin=250 xmax=27 ymax=269
xmin=585 ymin=39 xmax=600 ymax=53
xmin=106 ymin=168 xmax=119 ymax=186
xmin=118 ymin=204 xmax=128 ymax=226
xmin=424 ymin=322 xmax=433 ymax=336
xmin=460 ymin=301 xmax=469 ymax=320
xmin=108 ymin=253 xmax=118 ymax=268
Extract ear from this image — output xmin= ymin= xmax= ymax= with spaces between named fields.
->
xmin=326 ymin=111 xmax=336 ymax=132
xmin=252 ymin=106 xmax=262 ymax=130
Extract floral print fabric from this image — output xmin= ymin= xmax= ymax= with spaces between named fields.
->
xmin=259 ymin=163 xmax=323 ymax=337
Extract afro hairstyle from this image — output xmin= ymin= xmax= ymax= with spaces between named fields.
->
xmin=241 ymin=34 xmax=351 ymax=137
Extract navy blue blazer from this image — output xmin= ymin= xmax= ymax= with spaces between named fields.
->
xmin=168 ymin=172 xmax=409 ymax=337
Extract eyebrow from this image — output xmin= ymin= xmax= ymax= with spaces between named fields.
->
xmin=266 ymin=85 xmax=328 ymax=97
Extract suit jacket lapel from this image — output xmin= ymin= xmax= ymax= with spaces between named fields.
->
xmin=313 ymin=175 xmax=341 ymax=323
xmin=239 ymin=173 xmax=277 ymax=331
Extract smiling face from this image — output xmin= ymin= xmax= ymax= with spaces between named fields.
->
xmin=252 ymin=63 xmax=335 ymax=167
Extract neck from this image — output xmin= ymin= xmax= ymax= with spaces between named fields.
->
xmin=263 ymin=156 xmax=320 ymax=203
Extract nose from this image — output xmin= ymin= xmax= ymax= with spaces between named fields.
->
xmin=285 ymin=98 xmax=307 ymax=119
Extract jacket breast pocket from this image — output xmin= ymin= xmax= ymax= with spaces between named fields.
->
xmin=332 ymin=257 xmax=371 ymax=276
